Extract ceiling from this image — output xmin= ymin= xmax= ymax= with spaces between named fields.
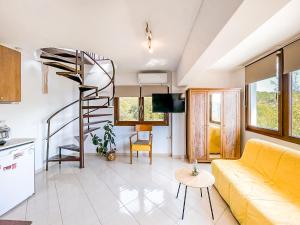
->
xmin=177 ymin=0 xmax=300 ymax=86
xmin=0 ymin=0 xmax=203 ymax=75
xmin=211 ymin=0 xmax=300 ymax=71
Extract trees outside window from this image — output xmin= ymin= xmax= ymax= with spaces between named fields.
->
xmin=114 ymin=97 xmax=168 ymax=126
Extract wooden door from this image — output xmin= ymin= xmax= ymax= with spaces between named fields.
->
xmin=187 ymin=90 xmax=207 ymax=162
xmin=222 ymin=90 xmax=241 ymax=159
xmin=0 ymin=45 xmax=21 ymax=102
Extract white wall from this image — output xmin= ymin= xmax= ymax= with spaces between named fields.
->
xmin=170 ymin=73 xmax=186 ymax=158
xmin=98 ymin=72 xmax=173 ymax=156
xmin=177 ymin=0 xmax=242 ymax=84
xmin=0 ymin=53 xmax=79 ymax=171
xmin=0 ymin=52 xmax=186 ymax=172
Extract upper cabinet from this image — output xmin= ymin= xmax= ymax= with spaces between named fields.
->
xmin=0 ymin=45 xmax=21 ymax=103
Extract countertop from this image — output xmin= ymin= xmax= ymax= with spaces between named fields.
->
xmin=0 ymin=138 xmax=35 ymax=151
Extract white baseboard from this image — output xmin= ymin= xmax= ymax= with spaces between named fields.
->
xmin=172 ymin=155 xmax=186 ymax=160
xmin=115 ymin=152 xmax=171 ymax=157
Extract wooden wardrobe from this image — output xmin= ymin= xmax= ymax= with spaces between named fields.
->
xmin=186 ymin=88 xmax=241 ymax=163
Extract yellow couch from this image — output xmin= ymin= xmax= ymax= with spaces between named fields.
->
xmin=212 ymin=139 xmax=300 ymax=225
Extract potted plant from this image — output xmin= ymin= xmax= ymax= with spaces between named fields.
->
xmin=91 ymin=121 xmax=116 ymax=160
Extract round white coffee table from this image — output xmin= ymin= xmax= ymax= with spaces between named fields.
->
xmin=175 ymin=167 xmax=215 ymax=220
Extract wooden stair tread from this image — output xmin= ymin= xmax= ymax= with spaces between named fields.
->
xmin=74 ymin=135 xmax=88 ymax=142
xmin=83 ymin=113 xmax=112 ymax=118
xmin=41 ymin=48 xmax=94 ymax=64
xmin=48 ymin=154 xmax=80 ymax=162
xmin=41 ymin=47 xmax=78 ymax=57
xmin=56 ymin=72 xmax=82 ymax=84
xmin=84 ymin=120 xmax=111 ymax=126
xmin=79 ymin=85 xmax=98 ymax=92
xmin=43 ymin=62 xmax=76 ymax=72
xmin=57 ymin=71 xmax=83 ymax=76
xmin=41 ymin=52 xmax=83 ymax=65
xmin=82 ymin=105 xmax=113 ymax=109
xmin=81 ymin=96 xmax=110 ymax=101
xmin=58 ymin=144 xmax=80 ymax=152
xmin=84 ymin=127 xmax=101 ymax=134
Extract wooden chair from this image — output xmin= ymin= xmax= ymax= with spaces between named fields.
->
xmin=129 ymin=124 xmax=152 ymax=164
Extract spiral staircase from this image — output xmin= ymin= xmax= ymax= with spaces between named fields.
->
xmin=40 ymin=48 xmax=115 ymax=170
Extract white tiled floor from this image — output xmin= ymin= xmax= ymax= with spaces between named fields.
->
xmin=0 ymin=155 xmax=239 ymax=225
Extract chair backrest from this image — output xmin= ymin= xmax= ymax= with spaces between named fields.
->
xmin=136 ymin=124 xmax=152 ymax=132
xmin=136 ymin=124 xmax=152 ymax=140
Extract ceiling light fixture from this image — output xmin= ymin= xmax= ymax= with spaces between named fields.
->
xmin=145 ymin=22 xmax=153 ymax=53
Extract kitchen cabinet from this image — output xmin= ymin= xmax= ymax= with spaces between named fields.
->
xmin=0 ymin=45 xmax=21 ymax=103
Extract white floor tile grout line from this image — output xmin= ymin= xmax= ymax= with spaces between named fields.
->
xmin=91 ymin=160 xmax=163 ymax=223
xmin=85 ymin=161 xmax=142 ymax=225
xmin=54 ymin=179 xmax=64 ymax=225
xmin=73 ymin=171 xmax=103 ymax=225
xmin=2 ymin=156 xmax=237 ymax=225
xmin=214 ymin=206 xmax=227 ymax=224
xmin=24 ymin=200 xmax=28 ymax=221
xmin=104 ymin=159 xmax=183 ymax=224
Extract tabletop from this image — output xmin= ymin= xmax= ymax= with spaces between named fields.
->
xmin=175 ymin=167 xmax=215 ymax=188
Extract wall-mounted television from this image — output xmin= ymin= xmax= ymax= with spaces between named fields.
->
xmin=152 ymin=93 xmax=185 ymax=113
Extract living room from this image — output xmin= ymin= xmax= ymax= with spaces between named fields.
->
xmin=0 ymin=0 xmax=300 ymax=225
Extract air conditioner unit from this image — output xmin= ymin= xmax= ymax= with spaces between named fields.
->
xmin=138 ymin=73 xmax=168 ymax=84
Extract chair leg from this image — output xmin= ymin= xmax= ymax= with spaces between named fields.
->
xmin=130 ymin=149 xmax=133 ymax=164
xmin=137 ymin=151 xmax=138 ymax=158
xmin=149 ymin=150 xmax=152 ymax=165
xmin=59 ymin=147 xmax=62 ymax=165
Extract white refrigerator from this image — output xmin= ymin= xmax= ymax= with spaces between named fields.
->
xmin=0 ymin=142 xmax=35 ymax=216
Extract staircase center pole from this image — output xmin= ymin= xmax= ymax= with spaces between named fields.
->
xmin=79 ymin=51 xmax=85 ymax=168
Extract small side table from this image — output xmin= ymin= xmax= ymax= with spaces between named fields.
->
xmin=175 ymin=168 xmax=215 ymax=220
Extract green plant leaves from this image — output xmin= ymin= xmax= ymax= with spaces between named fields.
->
xmin=90 ymin=121 xmax=116 ymax=155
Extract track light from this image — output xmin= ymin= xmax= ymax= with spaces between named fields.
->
xmin=145 ymin=22 xmax=153 ymax=53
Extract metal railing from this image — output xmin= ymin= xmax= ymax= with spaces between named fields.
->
xmin=45 ymin=51 xmax=115 ymax=157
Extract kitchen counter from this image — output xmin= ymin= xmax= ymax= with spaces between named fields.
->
xmin=0 ymin=138 xmax=35 ymax=151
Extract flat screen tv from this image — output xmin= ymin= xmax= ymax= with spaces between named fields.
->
xmin=152 ymin=93 xmax=185 ymax=113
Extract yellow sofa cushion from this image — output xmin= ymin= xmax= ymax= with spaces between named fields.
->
xmin=273 ymin=149 xmax=300 ymax=200
xmin=245 ymin=199 xmax=300 ymax=225
xmin=240 ymin=139 xmax=262 ymax=167
xmin=253 ymin=140 xmax=286 ymax=180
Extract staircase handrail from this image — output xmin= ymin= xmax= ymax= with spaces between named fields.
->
xmin=45 ymin=52 xmax=115 ymax=140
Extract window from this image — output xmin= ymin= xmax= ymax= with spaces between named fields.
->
xmin=248 ymin=76 xmax=279 ymax=131
xmin=118 ymin=97 xmax=139 ymax=122
xmin=143 ymin=97 xmax=165 ymax=122
xmin=291 ymin=70 xmax=300 ymax=138
xmin=114 ymin=97 xmax=168 ymax=126
xmin=245 ymin=43 xmax=300 ymax=144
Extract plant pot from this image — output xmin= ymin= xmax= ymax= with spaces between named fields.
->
xmin=107 ymin=151 xmax=116 ymax=161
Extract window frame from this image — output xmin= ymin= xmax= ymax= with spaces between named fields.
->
xmin=245 ymin=51 xmax=300 ymax=144
xmin=114 ymin=97 xmax=169 ymax=126
xmin=245 ymin=75 xmax=283 ymax=137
